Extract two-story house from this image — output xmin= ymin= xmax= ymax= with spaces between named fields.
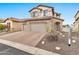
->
xmin=74 ymin=10 xmax=79 ymax=32
xmin=29 ymin=5 xmax=61 ymax=18
xmin=4 ymin=5 xmax=64 ymax=32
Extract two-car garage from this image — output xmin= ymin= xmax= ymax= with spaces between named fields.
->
xmin=23 ymin=21 xmax=49 ymax=32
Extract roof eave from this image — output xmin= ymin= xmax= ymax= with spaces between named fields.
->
xmin=74 ymin=10 xmax=79 ymax=17
xmin=52 ymin=17 xmax=64 ymax=21
xmin=29 ymin=5 xmax=54 ymax=12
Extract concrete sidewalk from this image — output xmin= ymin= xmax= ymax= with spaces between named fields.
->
xmin=0 ymin=38 xmax=59 ymax=55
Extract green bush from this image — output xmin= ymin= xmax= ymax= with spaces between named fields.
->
xmin=0 ymin=23 xmax=5 ymax=30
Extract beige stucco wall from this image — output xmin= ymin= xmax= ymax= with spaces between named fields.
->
xmin=74 ymin=19 xmax=79 ymax=32
xmin=11 ymin=22 xmax=23 ymax=31
xmin=5 ymin=20 xmax=13 ymax=29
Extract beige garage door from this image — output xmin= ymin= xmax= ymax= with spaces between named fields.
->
xmin=24 ymin=22 xmax=48 ymax=32
xmin=31 ymin=23 xmax=47 ymax=32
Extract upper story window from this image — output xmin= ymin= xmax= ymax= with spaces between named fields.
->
xmin=43 ymin=10 xmax=48 ymax=16
xmin=31 ymin=11 xmax=39 ymax=17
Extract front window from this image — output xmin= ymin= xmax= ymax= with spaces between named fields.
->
xmin=43 ymin=10 xmax=48 ymax=16
xmin=32 ymin=11 xmax=39 ymax=17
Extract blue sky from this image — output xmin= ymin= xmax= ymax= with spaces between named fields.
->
xmin=0 ymin=3 xmax=79 ymax=25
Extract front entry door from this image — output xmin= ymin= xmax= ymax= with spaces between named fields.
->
xmin=55 ymin=22 xmax=60 ymax=31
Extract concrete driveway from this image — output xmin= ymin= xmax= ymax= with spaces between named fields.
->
xmin=0 ymin=31 xmax=46 ymax=47
xmin=0 ymin=32 xmax=10 ymax=36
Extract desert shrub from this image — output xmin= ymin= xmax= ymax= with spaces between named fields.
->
xmin=46 ymin=33 xmax=58 ymax=41
xmin=0 ymin=23 xmax=5 ymax=30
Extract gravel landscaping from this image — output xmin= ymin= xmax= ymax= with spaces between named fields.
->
xmin=36 ymin=32 xmax=79 ymax=55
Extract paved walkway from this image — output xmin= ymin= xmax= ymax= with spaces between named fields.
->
xmin=0 ymin=31 xmax=46 ymax=47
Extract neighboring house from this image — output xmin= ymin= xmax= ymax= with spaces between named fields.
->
xmin=4 ymin=5 xmax=64 ymax=32
xmin=0 ymin=19 xmax=5 ymax=24
xmin=62 ymin=25 xmax=70 ymax=32
xmin=74 ymin=10 xmax=79 ymax=32
xmin=4 ymin=18 xmax=24 ymax=31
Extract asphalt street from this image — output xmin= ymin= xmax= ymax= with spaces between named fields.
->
xmin=0 ymin=43 xmax=31 ymax=55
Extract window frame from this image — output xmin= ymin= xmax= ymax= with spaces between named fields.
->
xmin=43 ymin=10 xmax=48 ymax=16
xmin=32 ymin=11 xmax=39 ymax=17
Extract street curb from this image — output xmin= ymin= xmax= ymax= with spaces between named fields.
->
xmin=0 ymin=39 xmax=59 ymax=55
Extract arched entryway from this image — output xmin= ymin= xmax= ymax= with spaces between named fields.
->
xmin=55 ymin=22 xmax=61 ymax=31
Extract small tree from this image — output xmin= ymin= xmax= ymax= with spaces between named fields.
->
xmin=0 ymin=23 xmax=5 ymax=30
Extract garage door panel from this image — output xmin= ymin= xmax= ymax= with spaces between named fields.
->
xmin=31 ymin=24 xmax=46 ymax=32
xmin=24 ymin=22 xmax=48 ymax=32
xmin=24 ymin=24 xmax=30 ymax=31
